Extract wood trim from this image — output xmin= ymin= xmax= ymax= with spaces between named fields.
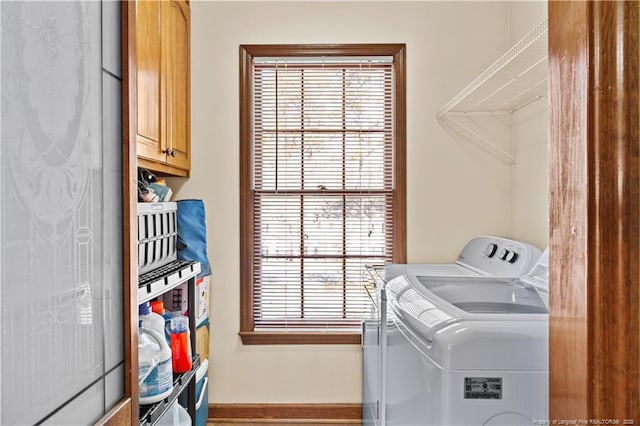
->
xmin=392 ymin=45 xmax=407 ymax=264
xmin=184 ymin=0 xmax=191 ymax=175
xmin=238 ymin=331 xmax=361 ymax=345
xmin=548 ymin=3 xmax=589 ymax=415
xmin=549 ymin=0 xmax=640 ymax=421
xmin=588 ymin=3 xmax=639 ymax=417
xmin=208 ymin=403 xmax=361 ymax=422
xmin=239 ymin=44 xmax=407 ymax=345
xmin=240 ymin=43 xmax=406 ymax=58
xmin=94 ymin=398 xmax=132 ymax=426
xmin=239 ymin=45 xmax=255 ymax=337
xmin=137 ymin=157 xmax=189 ymax=177
xmin=122 ymin=1 xmax=139 ymax=424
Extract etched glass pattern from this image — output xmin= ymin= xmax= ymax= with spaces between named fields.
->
xmin=1 ymin=1 xmax=123 ymax=424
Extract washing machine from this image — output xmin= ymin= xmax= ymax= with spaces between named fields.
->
xmin=384 ymin=250 xmax=549 ymax=425
xmin=362 ymin=236 xmax=542 ymax=426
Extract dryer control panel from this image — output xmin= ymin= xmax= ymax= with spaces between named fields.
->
xmin=456 ymin=236 xmax=542 ymax=276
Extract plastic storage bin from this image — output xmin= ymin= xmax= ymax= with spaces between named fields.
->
xmin=157 ymin=401 xmax=191 ymax=426
xmin=194 ymin=359 xmax=209 ymax=426
xmin=138 ymin=202 xmax=178 ymax=274
xmin=179 ymin=359 xmax=208 ymax=426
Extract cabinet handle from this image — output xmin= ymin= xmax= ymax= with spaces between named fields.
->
xmin=161 ymin=148 xmax=170 ymax=155
xmin=169 ymin=149 xmax=176 ymax=157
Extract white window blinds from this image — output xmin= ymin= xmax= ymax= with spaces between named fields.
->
xmin=251 ymin=57 xmax=395 ymax=330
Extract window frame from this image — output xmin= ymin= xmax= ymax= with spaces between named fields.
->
xmin=239 ymin=44 xmax=406 ymax=345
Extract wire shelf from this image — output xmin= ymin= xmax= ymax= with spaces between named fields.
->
xmin=437 ymin=19 xmax=548 ymax=165
xmin=438 ymin=19 xmax=548 ymax=118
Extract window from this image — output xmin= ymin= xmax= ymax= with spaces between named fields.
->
xmin=240 ymin=44 xmax=406 ymax=344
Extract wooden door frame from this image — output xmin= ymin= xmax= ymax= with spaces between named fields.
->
xmin=122 ymin=0 xmax=140 ymax=423
xmin=549 ymin=0 xmax=639 ymax=421
xmin=96 ymin=2 xmax=139 ymax=425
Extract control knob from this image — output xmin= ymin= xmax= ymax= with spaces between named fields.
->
xmin=505 ymin=251 xmax=519 ymax=263
xmin=499 ymin=249 xmax=509 ymax=261
xmin=484 ymin=243 xmax=498 ymax=258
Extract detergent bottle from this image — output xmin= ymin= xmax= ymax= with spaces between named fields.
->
xmin=150 ymin=300 xmax=174 ymax=343
xmin=139 ymin=301 xmax=166 ymax=338
xmin=138 ymin=321 xmax=173 ymax=404
xmin=170 ymin=316 xmax=192 ymax=373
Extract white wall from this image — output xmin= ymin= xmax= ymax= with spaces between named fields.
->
xmin=509 ymin=1 xmax=549 ymax=251
xmin=170 ymin=1 xmax=514 ymax=404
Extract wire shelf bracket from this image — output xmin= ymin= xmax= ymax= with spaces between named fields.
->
xmin=439 ymin=114 xmax=516 ymax=166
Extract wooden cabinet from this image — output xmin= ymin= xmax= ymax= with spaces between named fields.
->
xmin=136 ymin=0 xmax=190 ymax=177
xmin=163 ymin=1 xmax=190 ymax=172
xmin=136 ymin=1 xmax=162 ymax=166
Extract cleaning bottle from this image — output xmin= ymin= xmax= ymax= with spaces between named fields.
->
xmin=150 ymin=300 xmax=173 ymax=343
xmin=150 ymin=300 xmax=173 ymax=321
xmin=170 ymin=316 xmax=192 ymax=373
xmin=140 ymin=301 xmax=165 ymax=339
xmin=138 ymin=321 xmax=173 ymax=404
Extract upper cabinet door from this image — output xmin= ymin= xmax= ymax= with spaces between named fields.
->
xmin=163 ymin=0 xmax=190 ymax=172
xmin=135 ymin=0 xmax=190 ymax=177
xmin=136 ymin=0 xmax=165 ymax=164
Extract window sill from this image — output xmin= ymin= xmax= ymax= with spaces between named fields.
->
xmin=239 ymin=331 xmax=362 ymax=345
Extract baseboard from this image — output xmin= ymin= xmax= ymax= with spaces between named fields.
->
xmin=208 ymin=403 xmax=362 ymax=423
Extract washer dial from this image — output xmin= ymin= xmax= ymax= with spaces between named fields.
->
xmin=499 ymin=249 xmax=510 ymax=261
xmin=506 ymin=251 xmax=519 ymax=263
xmin=484 ymin=243 xmax=498 ymax=258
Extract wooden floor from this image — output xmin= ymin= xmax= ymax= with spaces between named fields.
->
xmin=208 ymin=421 xmax=360 ymax=425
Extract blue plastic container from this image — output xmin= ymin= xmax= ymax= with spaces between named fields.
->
xmin=194 ymin=359 xmax=209 ymax=426
xmin=179 ymin=358 xmax=208 ymax=426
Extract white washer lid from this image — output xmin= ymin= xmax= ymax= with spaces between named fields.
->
xmin=383 ymin=263 xmax=478 ymax=282
xmin=522 ymin=248 xmax=549 ymax=306
xmin=386 ymin=276 xmax=457 ymax=341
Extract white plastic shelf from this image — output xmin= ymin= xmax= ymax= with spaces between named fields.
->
xmin=138 ymin=260 xmax=201 ymax=305
xmin=437 ymin=19 xmax=548 ymax=165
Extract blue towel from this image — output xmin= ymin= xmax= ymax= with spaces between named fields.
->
xmin=176 ymin=199 xmax=212 ymax=277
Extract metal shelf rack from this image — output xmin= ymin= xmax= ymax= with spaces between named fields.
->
xmin=138 ymin=260 xmax=201 ymax=425
xmin=139 ymin=354 xmax=201 ymax=426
